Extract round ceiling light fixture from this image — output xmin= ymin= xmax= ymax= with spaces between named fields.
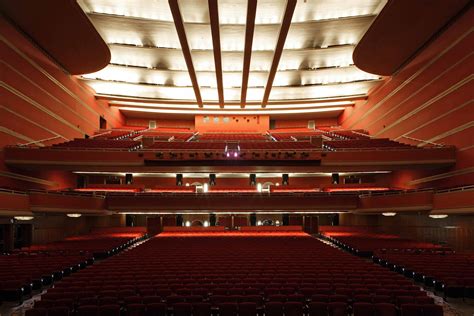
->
xmin=429 ymin=214 xmax=448 ymax=219
xmin=67 ymin=213 xmax=82 ymax=218
xmin=382 ymin=212 xmax=397 ymax=217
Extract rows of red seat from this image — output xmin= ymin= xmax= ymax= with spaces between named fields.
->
xmin=1 ymin=228 xmax=146 ymax=304
xmin=239 ymin=142 xmax=316 ymax=150
xmin=148 ymin=142 xmax=225 ymax=150
xmin=320 ymin=227 xmax=441 ymax=257
xmin=23 ymin=227 xmax=146 ymax=255
xmin=323 ymin=139 xmax=412 ymax=150
xmin=141 ymin=131 xmax=194 ymax=141
xmin=93 ymin=130 xmax=139 ymax=140
xmin=52 ymin=139 xmax=142 ymax=150
xmin=26 ymin=233 xmax=443 ymax=315
xmin=327 ymin=130 xmax=370 ymax=140
xmin=148 ymin=141 xmax=316 ymax=151
xmin=320 ymin=228 xmax=474 ymax=300
xmin=269 ymin=131 xmax=324 ymax=141
xmin=373 ymin=249 xmax=474 ymax=299
xmin=198 ymin=133 xmax=267 ymax=141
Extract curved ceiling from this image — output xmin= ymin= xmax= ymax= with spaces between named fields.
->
xmin=77 ymin=0 xmax=388 ymax=115
xmin=0 ymin=0 xmax=110 ymax=75
xmin=353 ymin=0 xmax=471 ymax=76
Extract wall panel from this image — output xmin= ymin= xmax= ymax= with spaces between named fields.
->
xmin=342 ymin=8 xmax=474 ymax=188
xmin=0 ymin=17 xmax=124 ymax=189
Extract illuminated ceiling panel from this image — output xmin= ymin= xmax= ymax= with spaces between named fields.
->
xmin=79 ymin=0 xmax=387 ymax=114
xmin=108 ymin=44 xmax=356 ymax=72
xmin=83 ymin=64 xmax=378 ymax=88
xmin=81 ymin=0 xmax=384 ymax=24
xmin=83 ymin=78 xmax=381 ymax=101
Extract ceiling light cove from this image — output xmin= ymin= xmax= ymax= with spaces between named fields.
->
xmin=109 ymin=100 xmax=354 ymax=110
xmin=117 ymin=106 xmax=347 ymax=115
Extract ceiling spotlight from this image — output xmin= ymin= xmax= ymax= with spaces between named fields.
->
xmin=382 ymin=212 xmax=397 ymax=217
xmin=275 ymin=183 xmax=280 ymax=186
xmin=67 ymin=213 xmax=82 ymax=218
xmin=185 ymin=183 xmax=190 ymax=187
xmin=226 ymin=152 xmax=230 ymax=157
xmin=429 ymin=214 xmax=448 ymax=219
xmin=257 ymin=220 xmax=262 ymax=226
xmin=185 ymin=221 xmax=191 ymax=227
xmin=234 ymin=152 xmax=238 ymax=158
xmin=275 ymin=220 xmax=281 ymax=226
xmin=203 ymin=221 xmax=210 ymax=227
xmin=14 ymin=216 xmax=34 ymax=221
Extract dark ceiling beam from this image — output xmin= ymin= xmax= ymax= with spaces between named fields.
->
xmin=261 ymin=0 xmax=297 ymax=108
xmin=168 ymin=0 xmax=203 ymax=107
xmin=240 ymin=0 xmax=258 ymax=109
xmin=208 ymin=0 xmax=224 ymax=108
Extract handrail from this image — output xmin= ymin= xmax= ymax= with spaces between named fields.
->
xmin=106 ymin=191 xmax=359 ymax=197
xmin=350 ymin=130 xmax=374 ymax=138
xmin=359 ymin=188 xmax=434 ymax=198
xmin=89 ymin=130 xmax=112 ymax=139
xmin=6 ymin=144 xmax=453 ymax=153
xmin=435 ymin=185 xmax=474 ymax=193
xmin=399 ymin=135 xmax=445 ymax=147
xmin=17 ymin=135 xmax=64 ymax=147
xmin=359 ymin=185 xmax=474 ymax=198
xmin=27 ymin=189 xmax=107 ymax=198
xmin=0 ymin=188 xmax=28 ymax=195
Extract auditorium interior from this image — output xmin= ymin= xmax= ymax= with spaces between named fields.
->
xmin=0 ymin=0 xmax=473 ymax=315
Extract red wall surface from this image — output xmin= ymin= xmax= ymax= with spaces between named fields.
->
xmin=275 ymin=118 xmax=339 ymax=129
xmin=0 ymin=17 xmax=123 ymax=189
xmin=125 ymin=118 xmax=195 ymax=129
xmin=195 ymin=115 xmax=270 ymax=133
xmin=341 ymin=8 xmax=474 ymax=188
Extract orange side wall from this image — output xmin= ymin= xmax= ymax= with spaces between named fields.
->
xmin=0 ymin=17 xmax=123 ymax=189
xmin=126 ymin=118 xmax=195 ymax=129
xmin=340 ymin=8 xmax=474 ymax=188
xmin=275 ymin=118 xmax=339 ymax=129
xmin=195 ymin=115 xmax=270 ymax=133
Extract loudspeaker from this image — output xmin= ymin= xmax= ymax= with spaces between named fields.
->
xmin=125 ymin=173 xmax=133 ymax=185
xmin=125 ymin=215 xmax=135 ymax=227
xmin=210 ymin=214 xmax=217 ymax=226
xmin=282 ymin=214 xmax=290 ymax=226
xmin=176 ymin=174 xmax=183 ymax=186
xmin=249 ymin=174 xmax=256 ymax=186
xmin=209 ymin=174 xmax=216 ymax=186
xmin=250 ymin=213 xmax=257 ymax=226
xmin=282 ymin=174 xmax=289 ymax=185
xmin=176 ymin=214 xmax=183 ymax=227
xmin=331 ymin=173 xmax=340 ymax=184
xmin=77 ymin=175 xmax=87 ymax=189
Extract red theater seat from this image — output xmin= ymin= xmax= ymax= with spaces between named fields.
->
xmin=98 ymin=304 xmax=121 ymax=316
xmin=173 ymin=302 xmax=192 ymax=316
xmin=219 ymin=302 xmax=238 ymax=316
xmin=144 ymin=303 xmax=166 ymax=316
xmin=25 ymin=308 xmax=48 ymax=316
xmin=265 ymin=301 xmax=284 ymax=316
xmin=193 ymin=302 xmax=212 ymax=316
xmin=239 ymin=302 xmax=257 ymax=316
xmin=328 ymin=302 xmax=347 ymax=316
xmin=374 ymin=303 xmax=397 ymax=316
xmin=285 ymin=301 xmax=304 ymax=316
xmin=353 ymin=302 xmax=374 ymax=316
xmin=77 ymin=305 xmax=99 ymax=316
